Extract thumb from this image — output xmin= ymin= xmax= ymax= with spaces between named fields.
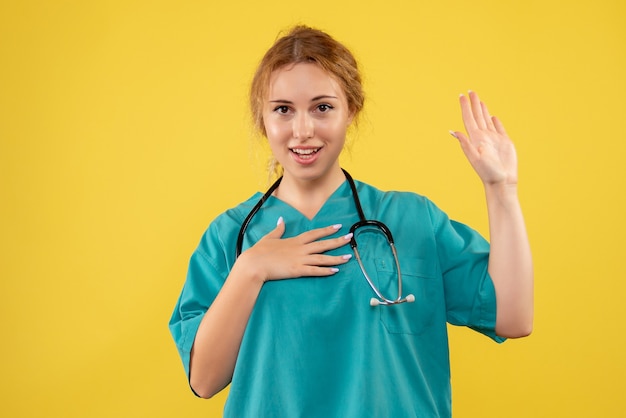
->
xmin=450 ymin=130 xmax=479 ymax=161
xmin=266 ymin=216 xmax=286 ymax=239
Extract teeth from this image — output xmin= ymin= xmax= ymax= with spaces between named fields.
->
xmin=291 ymin=148 xmax=319 ymax=155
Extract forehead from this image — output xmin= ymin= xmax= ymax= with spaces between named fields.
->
xmin=267 ymin=62 xmax=345 ymax=100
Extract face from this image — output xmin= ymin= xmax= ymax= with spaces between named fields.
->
xmin=263 ymin=62 xmax=354 ymax=185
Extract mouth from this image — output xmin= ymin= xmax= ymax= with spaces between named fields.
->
xmin=290 ymin=147 xmax=321 ymax=160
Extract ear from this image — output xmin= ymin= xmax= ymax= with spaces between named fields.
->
xmin=260 ymin=112 xmax=268 ymax=137
xmin=346 ymin=109 xmax=356 ymax=126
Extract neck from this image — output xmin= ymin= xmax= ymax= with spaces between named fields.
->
xmin=274 ymin=167 xmax=346 ymax=219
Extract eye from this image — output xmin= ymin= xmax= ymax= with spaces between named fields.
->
xmin=316 ymin=104 xmax=334 ymax=113
xmin=273 ymin=105 xmax=290 ymax=114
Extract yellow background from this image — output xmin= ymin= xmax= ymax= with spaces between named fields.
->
xmin=1 ymin=0 xmax=624 ymax=416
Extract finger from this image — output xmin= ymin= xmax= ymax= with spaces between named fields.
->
xmin=452 ymin=131 xmax=480 ymax=161
xmin=492 ymin=116 xmax=509 ymax=137
xmin=298 ymin=254 xmax=353 ymax=277
xmin=459 ymin=93 xmax=477 ymax=131
xmin=265 ymin=216 xmax=286 ymax=239
xmin=480 ymin=101 xmax=496 ymax=131
xmin=298 ymin=265 xmax=341 ymax=277
xmin=469 ymin=91 xmax=487 ymax=129
xmin=296 ymin=223 xmax=343 ymax=244
xmin=305 ymin=253 xmax=353 ymax=267
xmin=306 ymin=232 xmax=353 ymax=254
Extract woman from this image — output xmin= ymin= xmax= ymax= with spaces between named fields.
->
xmin=169 ymin=25 xmax=533 ymax=417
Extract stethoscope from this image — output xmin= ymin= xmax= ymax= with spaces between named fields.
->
xmin=236 ymin=169 xmax=415 ymax=307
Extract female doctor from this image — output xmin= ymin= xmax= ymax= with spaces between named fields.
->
xmin=169 ymin=25 xmax=533 ymax=417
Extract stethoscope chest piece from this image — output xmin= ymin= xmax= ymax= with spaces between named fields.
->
xmin=349 ymin=219 xmax=415 ymax=307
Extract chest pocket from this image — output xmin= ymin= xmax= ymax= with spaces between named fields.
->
xmin=374 ymin=257 xmax=440 ymax=335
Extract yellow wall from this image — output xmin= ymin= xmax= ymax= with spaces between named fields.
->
xmin=1 ymin=0 xmax=624 ymax=416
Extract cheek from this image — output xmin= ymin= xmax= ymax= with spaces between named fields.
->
xmin=321 ymin=119 xmax=349 ymax=138
xmin=264 ymin=122 xmax=284 ymax=141
xmin=262 ymin=115 xmax=276 ymax=137
xmin=263 ymin=117 xmax=291 ymax=145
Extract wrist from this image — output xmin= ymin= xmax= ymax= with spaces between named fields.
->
xmin=484 ymin=182 xmax=520 ymax=207
xmin=231 ymin=252 xmax=268 ymax=286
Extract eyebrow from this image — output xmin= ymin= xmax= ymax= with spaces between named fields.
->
xmin=268 ymin=95 xmax=339 ymax=104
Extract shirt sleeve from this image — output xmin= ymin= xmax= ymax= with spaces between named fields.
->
xmin=168 ymin=214 xmax=237 ymax=393
xmin=426 ymin=199 xmax=505 ymax=343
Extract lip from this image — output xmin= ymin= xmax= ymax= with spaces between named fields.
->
xmin=289 ymin=146 xmax=322 ymax=165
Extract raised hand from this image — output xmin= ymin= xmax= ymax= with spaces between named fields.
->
xmin=449 ymin=92 xmax=533 ymax=338
xmin=450 ymin=91 xmax=518 ymax=187
xmin=235 ymin=217 xmax=353 ymax=283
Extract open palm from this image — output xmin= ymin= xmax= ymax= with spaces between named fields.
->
xmin=451 ymin=91 xmax=518 ymax=186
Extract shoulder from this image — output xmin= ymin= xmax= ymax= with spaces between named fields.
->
xmin=352 ymin=179 xmax=450 ymax=228
xmin=353 ymin=179 xmax=436 ymax=209
xmin=216 ymin=192 xmax=263 ymax=228
xmin=195 ymin=192 xmax=263 ymax=258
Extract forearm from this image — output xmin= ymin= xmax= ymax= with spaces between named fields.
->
xmin=189 ymin=257 xmax=264 ymax=398
xmin=485 ymin=183 xmax=534 ymax=338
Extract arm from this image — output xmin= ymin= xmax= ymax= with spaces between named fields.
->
xmin=189 ymin=219 xmax=352 ymax=398
xmin=450 ymin=91 xmax=533 ymax=338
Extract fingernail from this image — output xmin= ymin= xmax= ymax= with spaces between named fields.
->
xmin=344 ymin=233 xmax=353 ymax=240
xmin=449 ymin=130 xmax=458 ymax=139
xmin=330 ymin=268 xmax=339 ymax=273
xmin=277 ymin=216 xmax=284 ymax=226
xmin=332 ymin=224 xmax=342 ymax=230
xmin=342 ymin=254 xmax=353 ymax=260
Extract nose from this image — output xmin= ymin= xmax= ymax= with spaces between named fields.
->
xmin=293 ymin=112 xmax=314 ymax=140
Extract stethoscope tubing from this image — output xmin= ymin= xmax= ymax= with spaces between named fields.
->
xmin=235 ymin=169 xmax=414 ymax=306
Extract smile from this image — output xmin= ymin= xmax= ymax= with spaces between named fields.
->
xmin=290 ymin=148 xmax=320 ymax=157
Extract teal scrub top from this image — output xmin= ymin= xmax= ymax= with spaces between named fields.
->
xmin=169 ymin=179 xmax=504 ymax=418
